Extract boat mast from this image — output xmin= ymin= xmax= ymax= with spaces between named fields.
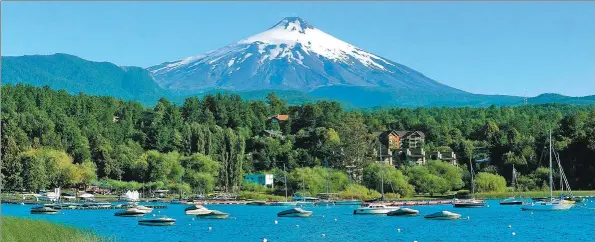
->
xmin=325 ymin=159 xmax=330 ymax=195
xmin=469 ymin=159 xmax=475 ymax=199
xmin=380 ymin=169 xmax=384 ymax=201
xmin=284 ymin=164 xmax=288 ymax=202
xmin=512 ymin=164 xmax=516 ymax=197
xmin=549 ymin=129 xmax=553 ymax=202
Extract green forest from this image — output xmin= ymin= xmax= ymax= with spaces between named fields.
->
xmin=2 ymin=84 xmax=595 ymax=199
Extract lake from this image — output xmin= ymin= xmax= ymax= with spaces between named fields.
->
xmin=3 ymin=199 xmax=595 ymax=241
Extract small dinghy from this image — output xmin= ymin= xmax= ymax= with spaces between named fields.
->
xmin=196 ymin=210 xmax=230 ymax=219
xmin=138 ymin=217 xmax=176 ymax=226
xmin=424 ymin=211 xmax=461 ymax=220
xmin=115 ymin=208 xmax=146 ymax=217
xmin=277 ymin=208 xmax=313 ymax=217
xmin=30 ymin=206 xmax=58 ymax=215
xmin=387 ymin=208 xmax=419 ymax=216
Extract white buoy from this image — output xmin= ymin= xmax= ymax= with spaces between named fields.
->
xmin=209 ymin=226 xmax=212 ymax=231
xmin=189 ymin=224 xmax=191 ymax=226
xmin=397 ymin=228 xmax=401 ymax=232
xmin=192 ymin=218 xmax=195 ymax=221
xmin=508 ymin=225 xmax=512 ymax=228
xmin=322 ymin=215 xmax=325 ymax=218
xmin=296 ymin=225 xmax=300 ymax=228
xmin=512 ymin=232 xmax=516 ymax=236
xmin=153 ymin=214 xmax=156 ymax=217
xmin=322 ymin=234 xmax=326 ymax=237
xmin=274 ymin=220 xmax=278 ymax=224
xmin=334 ymin=218 xmax=338 ymax=222
xmin=263 ymin=239 xmax=268 ymax=242
xmin=467 ymin=216 xmax=470 ymax=220
xmin=487 ymin=205 xmax=490 ymax=208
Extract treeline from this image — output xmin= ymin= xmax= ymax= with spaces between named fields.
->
xmin=2 ymin=84 xmax=595 ymax=197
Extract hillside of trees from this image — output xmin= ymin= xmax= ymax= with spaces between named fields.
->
xmin=2 ymin=84 xmax=595 ymax=198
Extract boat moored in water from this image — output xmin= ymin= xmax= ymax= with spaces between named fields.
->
xmin=277 ymin=207 xmax=313 ymax=217
xmin=30 ymin=206 xmax=58 ymax=215
xmin=521 ymin=200 xmax=573 ymax=211
xmin=115 ymin=208 xmax=146 ymax=217
xmin=453 ymin=199 xmax=486 ymax=208
xmin=185 ymin=204 xmax=212 ymax=215
xmin=387 ymin=208 xmax=419 ymax=216
xmin=196 ymin=210 xmax=230 ymax=219
xmin=246 ymin=200 xmax=267 ymax=206
xmin=353 ymin=203 xmax=399 ymax=215
xmin=138 ymin=217 xmax=176 ymax=226
xmin=424 ymin=211 xmax=461 ymax=220
xmin=499 ymin=197 xmax=524 ymax=205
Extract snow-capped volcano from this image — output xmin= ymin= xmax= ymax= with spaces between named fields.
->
xmin=148 ymin=17 xmax=465 ymax=94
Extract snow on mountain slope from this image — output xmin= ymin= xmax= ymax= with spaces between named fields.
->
xmin=148 ymin=17 xmax=466 ymax=94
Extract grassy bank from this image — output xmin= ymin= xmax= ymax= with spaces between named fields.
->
xmin=476 ymin=190 xmax=595 ymax=199
xmin=1 ymin=217 xmax=109 ymax=242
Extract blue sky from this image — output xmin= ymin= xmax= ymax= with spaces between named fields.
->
xmin=2 ymin=2 xmax=594 ymax=97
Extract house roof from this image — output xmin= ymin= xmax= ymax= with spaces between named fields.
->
xmin=268 ymin=114 xmax=290 ymax=121
xmin=390 ymin=130 xmax=425 ymax=139
xmin=263 ymin=129 xmax=284 ymax=137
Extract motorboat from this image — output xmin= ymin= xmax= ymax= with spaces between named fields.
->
xmin=138 ymin=217 xmax=176 ymax=226
xmin=115 ymin=208 xmax=146 ymax=217
xmin=500 ymin=197 xmax=523 ymax=205
xmin=387 ymin=208 xmax=419 ymax=216
xmin=424 ymin=211 xmax=461 ymax=220
xmin=30 ymin=206 xmax=58 ymax=215
xmin=277 ymin=207 xmax=313 ymax=217
xmin=353 ymin=203 xmax=399 ymax=215
xmin=185 ymin=205 xmax=212 ymax=215
xmin=246 ymin=200 xmax=267 ymax=206
xmin=453 ymin=199 xmax=486 ymax=208
xmin=96 ymin=202 xmax=112 ymax=208
xmin=196 ymin=210 xmax=230 ymax=219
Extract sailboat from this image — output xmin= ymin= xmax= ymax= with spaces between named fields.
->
xmin=521 ymin=130 xmax=573 ymax=211
xmin=354 ymin=167 xmax=399 ymax=215
xmin=454 ymin=156 xmax=486 ymax=208
xmin=269 ymin=164 xmax=297 ymax=206
xmin=293 ymin=168 xmax=316 ymax=206
xmin=500 ymin=165 xmax=523 ymax=205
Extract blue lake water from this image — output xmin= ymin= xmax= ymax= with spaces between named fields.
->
xmin=3 ymin=199 xmax=595 ymax=242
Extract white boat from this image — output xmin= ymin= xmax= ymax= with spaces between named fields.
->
xmin=424 ymin=211 xmax=461 ymax=220
xmin=196 ymin=210 xmax=230 ymax=219
xmin=353 ymin=203 xmax=400 ymax=215
xmin=96 ymin=202 xmax=112 ymax=208
xmin=185 ymin=205 xmax=212 ymax=215
xmin=387 ymin=208 xmax=419 ymax=216
xmin=138 ymin=217 xmax=176 ymax=226
xmin=277 ymin=207 xmax=313 ymax=217
xmin=115 ymin=208 xmax=146 ymax=217
xmin=521 ymin=200 xmax=573 ymax=211
xmin=521 ymin=130 xmax=573 ymax=211
xmin=453 ymin=198 xmax=486 ymax=208
xmin=30 ymin=206 xmax=58 ymax=215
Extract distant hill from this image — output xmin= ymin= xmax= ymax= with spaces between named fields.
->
xmin=2 ymin=53 xmax=594 ymax=108
xmin=1 ymin=53 xmax=170 ymax=105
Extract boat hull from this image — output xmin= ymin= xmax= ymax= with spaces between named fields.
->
xmin=424 ymin=211 xmax=461 ymax=220
xmin=277 ymin=211 xmax=313 ymax=217
xmin=115 ymin=212 xmax=145 ymax=217
xmin=353 ymin=208 xmax=399 ymax=215
xmin=30 ymin=211 xmax=58 ymax=215
xmin=138 ymin=219 xmax=176 ymax=226
xmin=387 ymin=208 xmax=419 ymax=216
xmin=499 ymin=201 xmax=523 ymax=205
xmin=521 ymin=203 xmax=573 ymax=211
